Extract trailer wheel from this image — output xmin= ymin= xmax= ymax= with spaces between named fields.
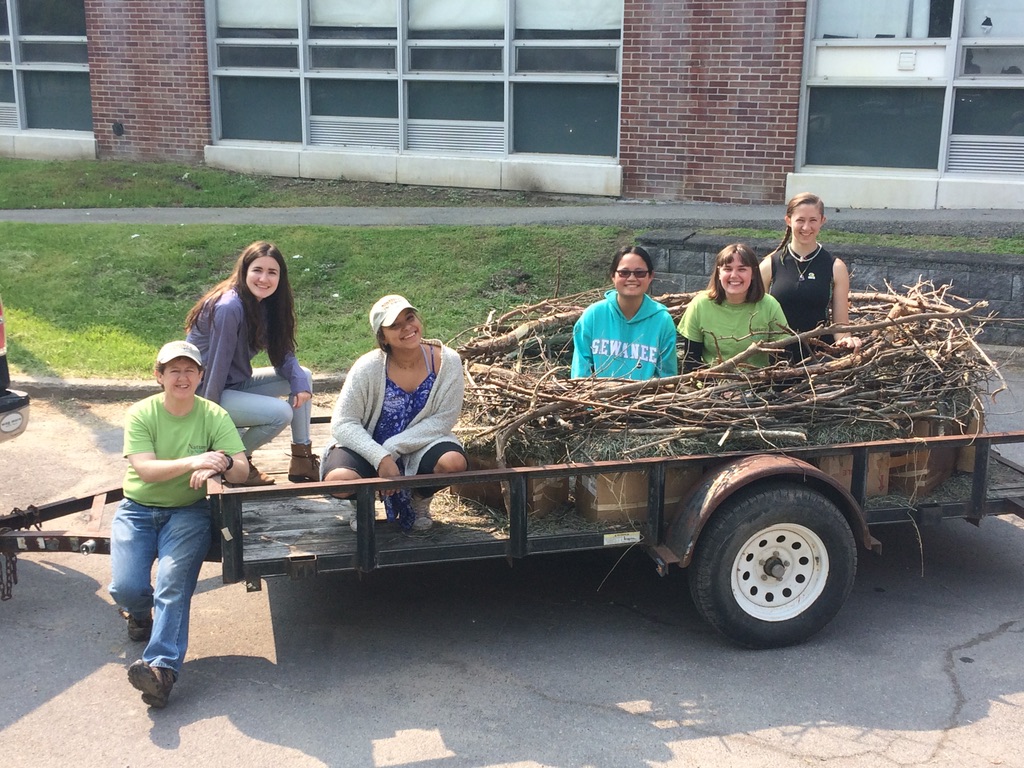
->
xmin=689 ymin=482 xmax=856 ymax=649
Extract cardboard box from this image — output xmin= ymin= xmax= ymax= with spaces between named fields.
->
xmin=449 ymin=454 xmax=569 ymax=519
xmin=813 ymin=452 xmax=890 ymax=497
xmin=889 ymin=418 xmax=956 ymax=497
xmin=955 ymin=408 xmax=984 ymax=473
xmin=574 ymin=467 xmax=702 ymax=524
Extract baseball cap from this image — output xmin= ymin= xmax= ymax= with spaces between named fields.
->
xmin=156 ymin=340 xmax=203 ymax=367
xmin=369 ymin=295 xmax=417 ymax=334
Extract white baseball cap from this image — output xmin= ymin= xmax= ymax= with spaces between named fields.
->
xmin=156 ymin=340 xmax=203 ymax=367
xmin=369 ymin=295 xmax=417 ymax=334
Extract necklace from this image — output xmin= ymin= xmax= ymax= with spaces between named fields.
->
xmin=788 ymin=244 xmax=821 ymax=282
xmin=389 ymin=351 xmax=423 ymax=371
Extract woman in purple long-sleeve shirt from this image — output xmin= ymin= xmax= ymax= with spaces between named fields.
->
xmin=185 ymin=241 xmax=318 ymax=486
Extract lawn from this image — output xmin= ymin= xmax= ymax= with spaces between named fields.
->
xmin=0 ymin=223 xmax=628 ymax=378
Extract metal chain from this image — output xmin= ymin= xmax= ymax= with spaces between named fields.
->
xmin=1 ymin=551 xmax=16 ymax=601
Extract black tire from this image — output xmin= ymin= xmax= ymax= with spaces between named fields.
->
xmin=689 ymin=481 xmax=857 ymax=649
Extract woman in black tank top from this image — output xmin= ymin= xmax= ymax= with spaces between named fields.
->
xmin=759 ymin=193 xmax=861 ymax=360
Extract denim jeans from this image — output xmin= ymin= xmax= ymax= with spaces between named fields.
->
xmin=219 ymin=365 xmax=312 ymax=453
xmin=108 ymin=498 xmax=212 ymax=676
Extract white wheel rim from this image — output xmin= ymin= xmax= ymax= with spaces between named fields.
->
xmin=730 ymin=523 xmax=829 ymax=622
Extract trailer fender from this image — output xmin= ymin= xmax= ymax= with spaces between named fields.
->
xmin=666 ymin=454 xmax=880 ymax=567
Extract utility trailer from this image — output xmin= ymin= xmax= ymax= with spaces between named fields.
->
xmin=4 ymin=418 xmax=1024 ymax=648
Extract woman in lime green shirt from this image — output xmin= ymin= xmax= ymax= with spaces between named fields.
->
xmin=678 ymin=243 xmax=790 ymax=372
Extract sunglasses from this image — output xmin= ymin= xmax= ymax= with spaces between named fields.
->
xmin=615 ymin=269 xmax=650 ymax=278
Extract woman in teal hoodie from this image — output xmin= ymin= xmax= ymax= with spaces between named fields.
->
xmin=571 ymin=246 xmax=679 ymax=380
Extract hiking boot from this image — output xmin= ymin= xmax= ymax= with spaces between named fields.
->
xmin=411 ymin=495 xmax=433 ymax=531
xmin=288 ymin=442 xmax=321 ymax=483
xmin=239 ymin=460 xmax=274 ymax=486
xmin=127 ymin=660 xmax=175 ymax=708
xmin=121 ymin=609 xmax=152 ymax=642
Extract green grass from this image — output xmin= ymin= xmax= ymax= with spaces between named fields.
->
xmin=0 ymin=158 xmax=573 ymax=209
xmin=0 ymin=223 xmax=628 ymax=378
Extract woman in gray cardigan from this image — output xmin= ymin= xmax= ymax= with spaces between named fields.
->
xmin=322 ymin=295 xmax=467 ymax=531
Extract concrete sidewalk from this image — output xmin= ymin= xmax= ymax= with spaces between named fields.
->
xmin=2 ymin=202 xmax=1023 ymax=236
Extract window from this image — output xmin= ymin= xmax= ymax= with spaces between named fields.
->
xmin=0 ymin=0 xmax=92 ymax=131
xmin=211 ymin=0 xmax=622 ymax=159
xmin=814 ymin=0 xmax=954 ymax=40
xmin=953 ymin=89 xmax=1024 ymax=135
xmin=962 ymin=0 xmax=1024 ymax=38
xmin=513 ymin=83 xmax=618 ymax=156
xmin=219 ymin=77 xmax=301 ymax=141
xmin=805 ymin=87 xmax=944 ymax=168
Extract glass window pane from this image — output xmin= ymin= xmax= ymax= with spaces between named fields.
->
xmin=515 ymin=0 xmax=622 ymax=33
xmin=806 ymin=87 xmax=943 ymax=168
xmin=408 ymin=0 xmax=503 ymax=39
xmin=310 ymin=27 xmax=396 ymax=40
xmin=0 ymin=69 xmax=13 ymax=102
xmin=219 ymin=76 xmax=301 ymax=141
xmin=218 ymin=45 xmax=298 ymax=68
xmin=409 ymin=47 xmax=502 ymax=72
xmin=408 ymin=80 xmax=502 ymax=121
xmin=310 ymin=78 xmax=398 ymax=118
xmin=517 ymin=47 xmax=617 ymax=73
xmin=17 ymin=0 xmax=86 ymax=36
xmin=311 ymin=46 xmax=395 ymax=69
xmin=815 ymin=0 xmax=952 ymax=39
xmin=953 ymin=88 xmax=1024 ymax=136
xmin=513 ymin=82 xmax=617 ymax=156
xmin=0 ymin=46 xmax=10 ymax=64
xmin=217 ymin=0 xmax=297 ymax=32
xmin=218 ymin=28 xmax=297 ymax=39
xmin=0 ymin=0 xmax=8 ymax=36
xmin=19 ymin=41 xmax=89 ymax=64
xmin=963 ymin=0 xmax=1024 ymax=38
xmin=310 ymin=0 xmax=394 ymax=28
xmin=23 ymin=70 xmax=92 ymax=130
xmin=963 ymin=47 xmax=1024 ymax=76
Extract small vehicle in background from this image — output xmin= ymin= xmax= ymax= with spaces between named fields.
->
xmin=0 ymin=296 xmax=30 ymax=442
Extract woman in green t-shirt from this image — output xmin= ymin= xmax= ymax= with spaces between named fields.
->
xmin=109 ymin=341 xmax=248 ymax=709
xmin=678 ymin=243 xmax=790 ymax=372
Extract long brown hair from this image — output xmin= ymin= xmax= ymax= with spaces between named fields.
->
xmin=766 ymin=192 xmax=825 ymax=260
xmin=185 ymin=241 xmax=297 ymax=365
xmin=706 ymin=243 xmax=764 ymax=305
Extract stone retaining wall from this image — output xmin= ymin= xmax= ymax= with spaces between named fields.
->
xmin=637 ymin=231 xmax=1024 ymax=346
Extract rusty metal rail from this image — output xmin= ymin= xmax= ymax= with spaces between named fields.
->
xmin=0 ymin=487 xmax=123 ymax=599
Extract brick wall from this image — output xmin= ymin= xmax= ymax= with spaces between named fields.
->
xmin=621 ymin=1 xmax=805 ymax=204
xmin=85 ymin=0 xmax=210 ymax=162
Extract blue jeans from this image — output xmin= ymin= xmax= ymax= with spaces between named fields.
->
xmin=108 ymin=498 xmax=212 ymax=676
xmin=219 ymin=365 xmax=312 ymax=453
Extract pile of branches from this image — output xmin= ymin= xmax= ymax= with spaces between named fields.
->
xmin=454 ymin=282 xmax=1001 ymax=464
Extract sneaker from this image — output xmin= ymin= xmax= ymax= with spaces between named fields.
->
xmin=127 ymin=660 xmax=175 ymax=708
xmin=411 ymin=495 xmax=433 ymax=531
xmin=335 ymin=499 xmax=355 ymax=524
xmin=121 ymin=610 xmax=152 ymax=642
